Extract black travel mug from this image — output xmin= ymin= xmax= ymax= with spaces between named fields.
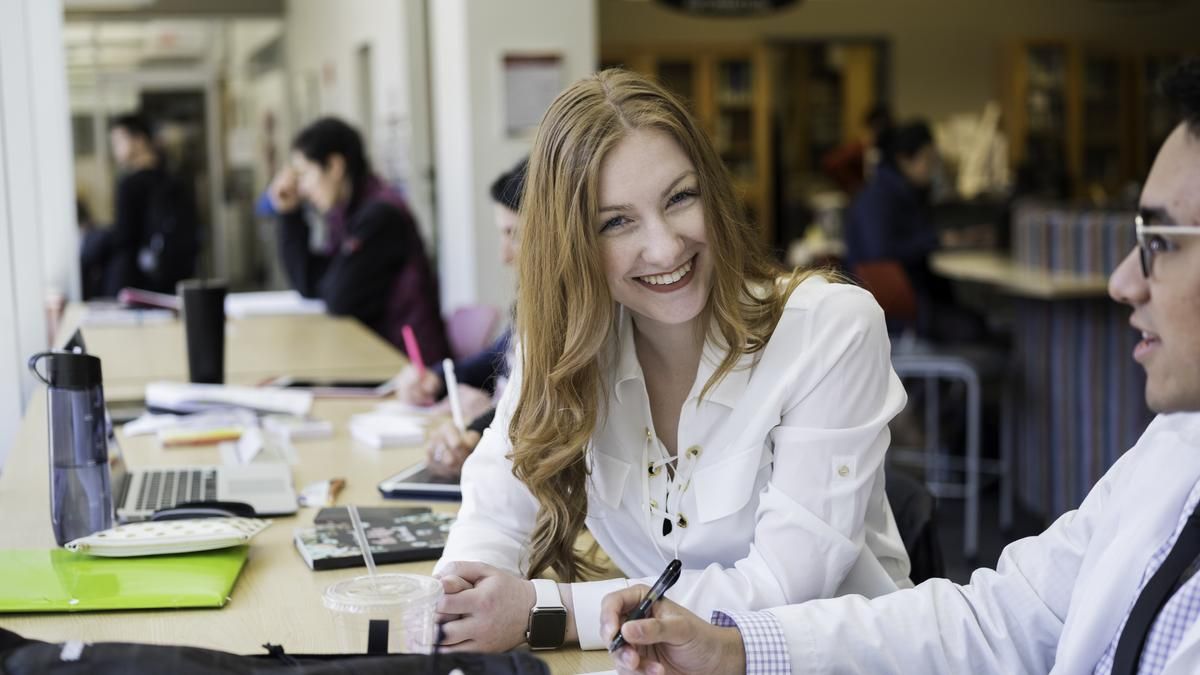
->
xmin=177 ymin=279 xmax=227 ymax=384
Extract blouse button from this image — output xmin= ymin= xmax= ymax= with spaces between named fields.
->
xmin=837 ymin=465 xmax=850 ymax=478
xmin=648 ymin=463 xmax=661 ymax=477
xmin=645 ymin=427 xmax=652 ymax=440
xmin=677 ymin=514 xmax=688 ymax=528
xmin=686 ymin=445 xmax=701 ymax=459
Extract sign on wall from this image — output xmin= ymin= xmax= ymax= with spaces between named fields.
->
xmin=655 ymin=0 xmax=802 ymax=16
xmin=502 ymin=53 xmax=563 ymax=137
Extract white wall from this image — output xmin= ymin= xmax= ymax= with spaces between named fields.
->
xmin=283 ymin=0 xmax=434 ymax=246
xmin=431 ymin=0 xmax=597 ymax=313
xmin=0 ymin=0 xmax=74 ymax=468
xmin=599 ymin=0 xmax=1200 ymax=124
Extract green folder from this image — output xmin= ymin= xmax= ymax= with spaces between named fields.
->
xmin=0 ymin=546 xmax=248 ymax=613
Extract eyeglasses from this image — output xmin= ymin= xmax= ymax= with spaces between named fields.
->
xmin=1135 ymin=214 xmax=1200 ymax=278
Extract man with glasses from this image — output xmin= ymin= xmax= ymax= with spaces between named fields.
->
xmin=599 ymin=59 xmax=1200 ymax=675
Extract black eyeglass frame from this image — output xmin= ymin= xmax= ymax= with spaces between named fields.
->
xmin=1135 ymin=214 xmax=1200 ymax=278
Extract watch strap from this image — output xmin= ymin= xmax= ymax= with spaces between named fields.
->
xmin=531 ymin=578 xmax=563 ymax=609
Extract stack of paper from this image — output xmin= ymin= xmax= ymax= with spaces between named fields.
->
xmin=348 ymin=412 xmax=428 ymax=448
xmin=146 ymin=381 xmax=313 ymax=416
xmin=82 ymin=303 xmax=175 ymax=326
xmin=224 ymin=290 xmax=326 ymax=318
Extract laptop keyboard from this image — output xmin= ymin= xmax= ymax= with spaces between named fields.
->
xmin=135 ymin=469 xmax=218 ymax=512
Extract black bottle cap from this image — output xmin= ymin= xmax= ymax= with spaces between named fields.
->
xmin=34 ymin=352 xmax=103 ymax=390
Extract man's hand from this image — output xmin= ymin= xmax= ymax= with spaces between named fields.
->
xmin=600 ymin=585 xmax=747 ymax=675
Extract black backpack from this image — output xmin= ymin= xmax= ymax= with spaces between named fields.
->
xmin=138 ymin=172 xmax=200 ymax=292
xmin=0 ymin=628 xmax=549 ymax=675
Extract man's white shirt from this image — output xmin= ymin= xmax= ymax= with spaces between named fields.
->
xmin=759 ymin=412 xmax=1200 ymax=674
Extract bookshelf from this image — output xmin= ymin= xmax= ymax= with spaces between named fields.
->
xmin=1004 ymin=41 xmax=1195 ymax=202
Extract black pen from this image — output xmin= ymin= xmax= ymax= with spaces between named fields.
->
xmin=609 ymin=558 xmax=683 ymax=652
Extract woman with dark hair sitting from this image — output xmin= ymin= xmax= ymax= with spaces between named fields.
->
xmin=844 ymin=120 xmax=987 ymax=343
xmin=267 ymin=116 xmax=449 ymax=361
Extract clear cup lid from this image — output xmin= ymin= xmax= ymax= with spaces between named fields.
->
xmin=323 ymin=573 xmax=442 ymax=614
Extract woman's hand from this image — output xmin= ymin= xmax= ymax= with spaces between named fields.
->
xmin=393 ymin=365 xmax=443 ymax=406
xmin=424 ymin=420 xmax=481 ymax=478
xmin=434 ymin=561 xmax=536 ymax=652
xmin=267 ymin=167 xmax=301 ymax=213
xmin=601 ymin=585 xmax=747 ymax=675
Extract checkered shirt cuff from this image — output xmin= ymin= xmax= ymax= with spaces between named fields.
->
xmin=711 ymin=609 xmax=791 ymax=675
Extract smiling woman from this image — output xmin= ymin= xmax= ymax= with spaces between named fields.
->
xmin=432 ymin=69 xmax=913 ymax=653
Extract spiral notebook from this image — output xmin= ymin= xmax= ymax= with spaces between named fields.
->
xmin=0 ymin=546 xmax=249 ymax=612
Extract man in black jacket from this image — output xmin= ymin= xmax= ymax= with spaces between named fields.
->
xmin=104 ymin=113 xmax=197 ymax=296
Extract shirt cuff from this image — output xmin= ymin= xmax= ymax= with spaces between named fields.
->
xmin=711 ymin=609 xmax=792 ymax=675
xmin=571 ymin=578 xmax=631 ymax=650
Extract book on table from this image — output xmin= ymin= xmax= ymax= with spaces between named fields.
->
xmin=293 ymin=506 xmax=455 ymax=571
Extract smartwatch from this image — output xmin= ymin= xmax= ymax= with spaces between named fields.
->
xmin=525 ymin=579 xmax=568 ymax=650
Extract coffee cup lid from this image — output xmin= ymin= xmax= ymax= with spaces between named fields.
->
xmin=322 ymin=573 xmax=441 ymax=615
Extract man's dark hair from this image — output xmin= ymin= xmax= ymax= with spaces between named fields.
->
xmin=490 ymin=157 xmax=528 ymax=212
xmin=880 ymin=120 xmax=933 ymax=166
xmin=109 ymin=113 xmax=153 ymax=141
xmin=1162 ymin=59 xmax=1200 ymax=137
xmin=291 ymin=116 xmax=371 ymax=214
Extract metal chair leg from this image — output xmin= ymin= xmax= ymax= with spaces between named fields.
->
xmin=964 ymin=368 xmax=981 ymax=560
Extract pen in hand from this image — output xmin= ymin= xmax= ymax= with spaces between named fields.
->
xmin=401 ymin=325 xmax=425 ymax=378
xmin=609 ymin=558 xmax=683 ymax=652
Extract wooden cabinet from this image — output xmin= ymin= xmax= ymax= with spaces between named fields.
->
xmin=602 ymin=45 xmax=774 ymax=244
xmin=1134 ymin=50 xmax=1195 ymax=178
xmin=1004 ymin=42 xmax=1194 ymax=202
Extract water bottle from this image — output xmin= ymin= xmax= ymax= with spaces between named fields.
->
xmin=28 ymin=350 xmax=114 ymax=546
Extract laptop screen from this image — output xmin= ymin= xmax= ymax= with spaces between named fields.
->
xmin=105 ymin=412 xmax=128 ymax=511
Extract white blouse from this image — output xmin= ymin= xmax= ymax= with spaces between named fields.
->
xmin=435 ymin=276 xmax=912 ymax=649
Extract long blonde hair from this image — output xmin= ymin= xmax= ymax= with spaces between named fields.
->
xmin=512 ymin=69 xmax=812 ymax=581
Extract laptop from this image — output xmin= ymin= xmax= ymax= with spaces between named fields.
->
xmin=64 ymin=327 xmax=298 ymax=521
xmin=107 ymin=433 xmax=299 ymax=521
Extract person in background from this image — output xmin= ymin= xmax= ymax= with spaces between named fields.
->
xmin=77 ymin=198 xmax=110 ymax=301
xmin=104 ymin=113 xmax=198 ymax=296
xmin=844 ymin=119 xmax=986 ymax=342
xmin=599 ymin=59 xmax=1200 ymax=675
xmin=267 ymin=117 xmax=449 ymax=361
xmin=398 ymin=157 xmax=527 ymax=478
xmin=820 ymin=104 xmax=892 ymax=195
xmin=432 ymin=69 xmax=911 ymax=654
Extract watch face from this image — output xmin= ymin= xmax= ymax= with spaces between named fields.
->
xmin=527 ymin=607 xmax=568 ymax=650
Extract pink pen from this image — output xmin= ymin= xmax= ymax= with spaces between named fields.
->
xmin=401 ymin=325 xmax=426 ymax=376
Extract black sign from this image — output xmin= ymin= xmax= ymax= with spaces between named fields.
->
xmin=655 ymin=0 xmax=802 ymax=16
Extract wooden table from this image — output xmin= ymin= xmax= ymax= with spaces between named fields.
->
xmin=61 ymin=305 xmax=405 ymax=403
xmin=930 ymin=250 xmax=1110 ymax=300
xmin=1 ymin=317 xmax=613 ymax=674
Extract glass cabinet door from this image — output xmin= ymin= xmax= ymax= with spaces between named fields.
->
xmin=715 ymin=58 xmax=756 ymax=181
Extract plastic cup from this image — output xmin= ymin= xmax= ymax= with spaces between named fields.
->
xmin=322 ymin=573 xmax=442 ymax=654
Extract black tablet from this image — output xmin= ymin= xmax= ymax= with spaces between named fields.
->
xmin=262 ymin=375 xmax=395 ymax=398
xmin=378 ymin=462 xmax=462 ymax=500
